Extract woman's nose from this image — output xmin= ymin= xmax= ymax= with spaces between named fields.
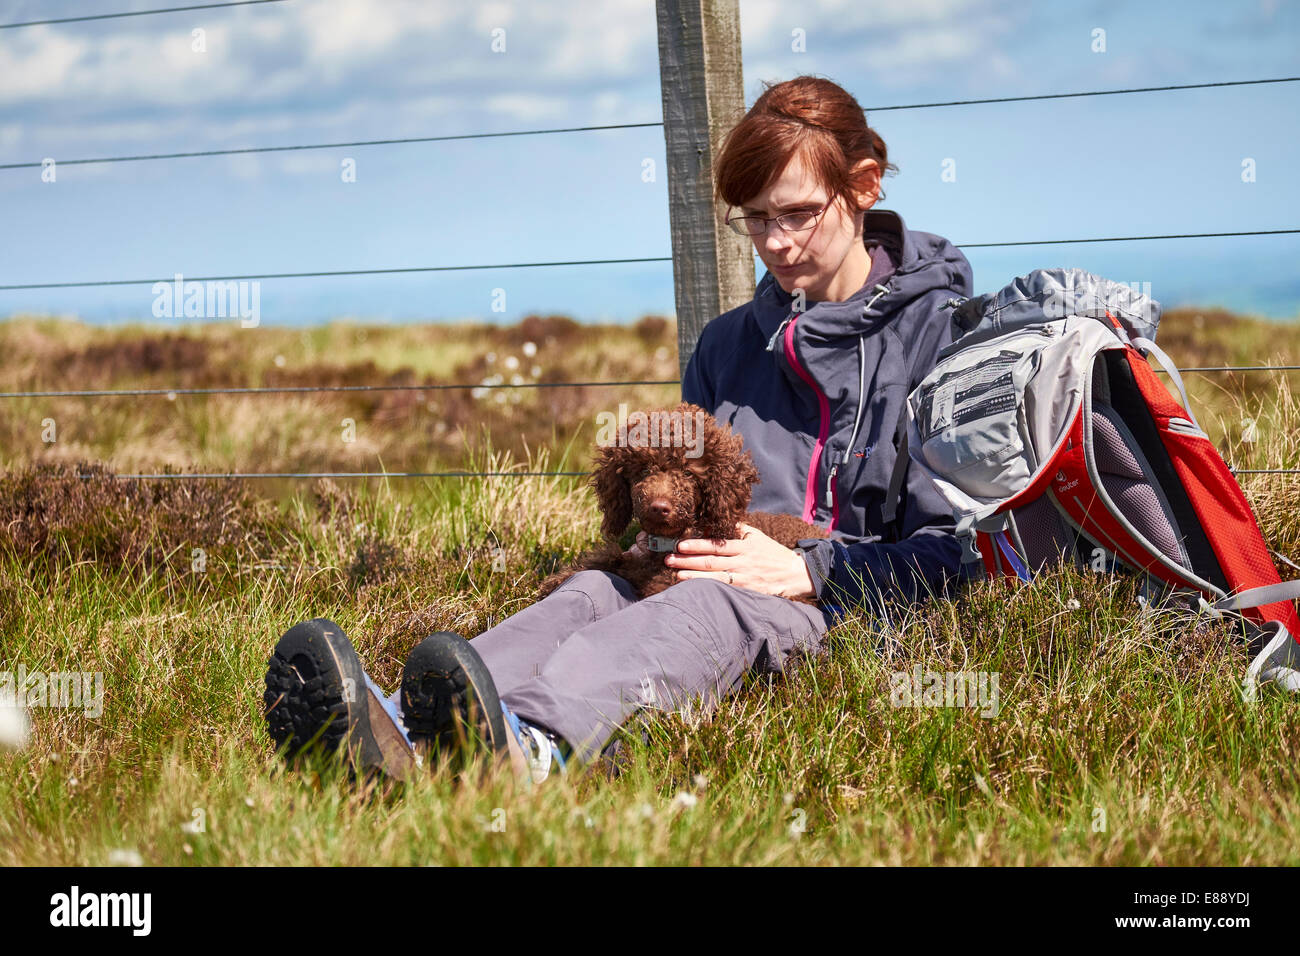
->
xmin=762 ymin=229 xmax=792 ymax=254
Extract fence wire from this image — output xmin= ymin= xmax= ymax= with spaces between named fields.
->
xmin=67 ymin=468 xmax=1298 ymax=480
xmin=1 ymin=46 xmax=1296 ymax=480
xmin=0 ymin=1 xmax=290 ymax=30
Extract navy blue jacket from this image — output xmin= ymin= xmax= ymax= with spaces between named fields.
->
xmin=681 ymin=209 xmax=974 ymax=625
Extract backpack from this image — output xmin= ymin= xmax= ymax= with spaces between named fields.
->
xmin=883 ymin=268 xmax=1300 ymax=699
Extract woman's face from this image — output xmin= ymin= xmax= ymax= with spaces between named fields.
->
xmin=735 ymin=151 xmax=880 ymax=303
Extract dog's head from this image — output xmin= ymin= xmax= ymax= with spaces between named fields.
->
xmin=590 ymin=402 xmax=759 ymax=542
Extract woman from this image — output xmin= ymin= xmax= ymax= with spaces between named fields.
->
xmin=263 ymin=75 xmax=974 ymax=783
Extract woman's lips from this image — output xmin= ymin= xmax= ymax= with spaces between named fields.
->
xmin=772 ymin=262 xmax=801 ymax=274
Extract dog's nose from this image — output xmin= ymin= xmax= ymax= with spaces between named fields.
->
xmin=647 ymin=498 xmax=673 ymax=520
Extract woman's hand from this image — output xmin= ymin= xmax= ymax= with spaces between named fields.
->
xmin=664 ymin=522 xmax=816 ymax=600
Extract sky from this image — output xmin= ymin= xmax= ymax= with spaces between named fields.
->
xmin=1 ymin=0 xmax=1298 ymax=328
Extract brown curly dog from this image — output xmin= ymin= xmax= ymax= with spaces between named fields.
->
xmin=538 ymin=402 xmax=828 ymax=604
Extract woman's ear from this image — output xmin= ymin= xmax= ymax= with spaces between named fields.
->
xmin=851 ymin=158 xmax=881 ymax=211
xmin=591 ymin=448 xmax=634 ymax=541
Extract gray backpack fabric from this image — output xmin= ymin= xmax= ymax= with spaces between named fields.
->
xmin=886 ymin=268 xmax=1300 ymax=698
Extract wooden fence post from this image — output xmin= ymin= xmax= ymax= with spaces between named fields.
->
xmin=655 ymin=0 xmax=752 ymax=385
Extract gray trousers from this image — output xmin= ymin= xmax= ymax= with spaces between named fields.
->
xmin=471 ymin=570 xmax=831 ymax=764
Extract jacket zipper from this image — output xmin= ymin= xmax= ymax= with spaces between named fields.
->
xmin=825 ymin=333 xmax=866 ymax=514
xmin=773 ymin=283 xmax=891 ymax=530
xmin=823 ymin=338 xmax=858 ymax=523
xmin=828 ymin=285 xmax=892 ymax=528
xmin=777 ymin=312 xmax=829 ymax=524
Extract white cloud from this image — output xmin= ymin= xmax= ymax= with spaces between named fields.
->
xmin=533 ymin=1 xmax=653 ymax=82
xmin=0 ymin=22 xmax=261 ymax=106
xmin=740 ymin=0 xmax=1015 ymax=89
xmin=0 ymin=0 xmax=1013 ymax=168
xmin=591 ymin=90 xmax=631 ymax=120
xmin=0 ymin=26 xmax=86 ymax=100
xmin=742 ymin=0 xmax=986 ymax=37
xmin=472 ymin=2 xmax=516 ymax=34
xmin=297 ymin=1 xmax=416 ymax=75
xmin=483 ymin=93 xmax=569 ymax=123
xmin=860 ymin=26 xmax=983 ymax=72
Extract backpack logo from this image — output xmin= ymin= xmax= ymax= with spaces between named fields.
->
xmin=1054 ymin=469 xmax=1078 ymax=492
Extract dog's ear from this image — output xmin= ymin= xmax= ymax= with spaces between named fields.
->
xmin=683 ymin=403 xmax=719 ymax=479
xmin=590 ymin=446 xmax=635 ymax=541
xmin=692 ymin=423 xmax=760 ymax=539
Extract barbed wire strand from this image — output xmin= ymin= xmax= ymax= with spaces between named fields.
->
xmin=0 ymin=0 xmax=290 ymax=30
xmin=2 ymin=365 xmax=1299 ymax=400
xmin=69 ymin=467 xmax=1296 ymax=480
xmin=1173 ymin=365 xmax=1300 ymax=373
xmin=0 ymin=257 xmax=673 ymax=291
xmin=0 ymin=123 xmax=666 ymax=170
xmin=0 ymin=61 xmax=1291 ymax=478
xmin=864 ymin=76 xmax=1300 ymax=111
xmin=959 ymin=228 xmax=1300 ymax=248
xmin=3 ymin=78 xmax=1297 ymax=168
xmin=0 ymin=380 xmax=681 ymax=399
xmin=73 ymin=470 xmax=593 ymax=479
xmin=5 ymin=229 xmax=1299 ymax=292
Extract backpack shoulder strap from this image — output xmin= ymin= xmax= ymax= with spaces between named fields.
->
xmin=1131 ymin=335 xmax=1203 ymax=432
xmin=880 ymin=403 xmax=909 ymax=528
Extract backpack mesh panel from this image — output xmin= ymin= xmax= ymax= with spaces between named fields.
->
xmin=1091 ymin=404 xmax=1186 ymax=569
xmin=1100 ymin=350 xmax=1227 ymax=591
xmin=1010 ymin=495 xmax=1079 ymax=570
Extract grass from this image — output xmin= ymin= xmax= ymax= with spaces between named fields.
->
xmin=0 ymin=306 xmax=1297 ymax=866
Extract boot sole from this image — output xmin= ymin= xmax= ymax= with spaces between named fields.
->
xmin=263 ymin=618 xmax=385 ymax=773
xmin=400 ymin=632 xmax=509 ymax=756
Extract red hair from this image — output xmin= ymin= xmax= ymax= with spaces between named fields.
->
xmin=713 ymin=75 xmax=897 ymax=218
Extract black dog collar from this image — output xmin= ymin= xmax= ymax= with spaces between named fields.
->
xmin=644 ymin=533 xmax=680 ymax=553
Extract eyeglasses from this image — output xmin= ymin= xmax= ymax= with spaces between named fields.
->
xmin=725 ymin=196 xmax=834 ymax=237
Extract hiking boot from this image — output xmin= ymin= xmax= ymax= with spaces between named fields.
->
xmin=400 ymin=631 xmax=573 ymax=782
xmin=263 ymin=618 xmax=388 ymax=776
xmin=399 ymin=631 xmax=510 ymax=759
